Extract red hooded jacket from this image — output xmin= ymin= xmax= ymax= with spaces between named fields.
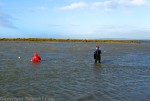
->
xmin=31 ymin=52 xmax=41 ymax=62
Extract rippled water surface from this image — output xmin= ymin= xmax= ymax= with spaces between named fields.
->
xmin=0 ymin=41 xmax=150 ymax=101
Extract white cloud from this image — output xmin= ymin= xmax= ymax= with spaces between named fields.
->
xmin=91 ymin=2 xmax=103 ymax=7
xmin=59 ymin=2 xmax=88 ymax=10
xmin=130 ymin=0 xmax=147 ymax=6
xmin=58 ymin=0 xmax=148 ymax=11
xmin=103 ymin=1 xmax=115 ymax=7
xmin=145 ymin=26 xmax=150 ymax=30
xmin=91 ymin=0 xmax=148 ymax=8
xmin=108 ymin=0 xmax=148 ymax=6
xmin=91 ymin=1 xmax=118 ymax=9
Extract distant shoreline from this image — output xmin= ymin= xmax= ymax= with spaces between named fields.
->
xmin=0 ymin=38 xmax=140 ymax=44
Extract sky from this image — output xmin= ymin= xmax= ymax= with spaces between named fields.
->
xmin=0 ymin=0 xmax=150 ymax=39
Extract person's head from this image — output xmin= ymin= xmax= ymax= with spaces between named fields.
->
xmin=34 ymin=52 xmax=39 ymax=56
xmin=96 ymin=45 xmax=100 ymax=49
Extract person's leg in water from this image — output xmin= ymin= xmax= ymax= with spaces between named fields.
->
xmin=98 ymin=60 xmax=101 ymax=63
xmin=95 ymin=59 xmax=101 ymax=64
xmin=99 ymin=55 xmax=101 ymax=63
xmin=95 ymin=59 xmax=97 ymax=64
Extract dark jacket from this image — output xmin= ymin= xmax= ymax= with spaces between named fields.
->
xmin=94 ymin=49 xmax=101 ymax=60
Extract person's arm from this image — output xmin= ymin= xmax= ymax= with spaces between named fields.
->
xmin=94 ymin=50 xmax=96 ymax=59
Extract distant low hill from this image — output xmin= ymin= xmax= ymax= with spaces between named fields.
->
xmin=0 ymin=38 xmax=140 ymax=44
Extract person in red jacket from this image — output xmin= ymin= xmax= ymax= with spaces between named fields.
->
xmin=31 ymin=52 xmax=41 ymax=62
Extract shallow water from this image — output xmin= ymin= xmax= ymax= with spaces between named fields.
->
xmin=0 ymin=41 xmax=150 ymax=101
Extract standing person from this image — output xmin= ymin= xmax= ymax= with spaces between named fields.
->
xmin=31 ymin=52 xmax=41 ymax=62
xmin=94 ymin=45 xmax=101 ymax=64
